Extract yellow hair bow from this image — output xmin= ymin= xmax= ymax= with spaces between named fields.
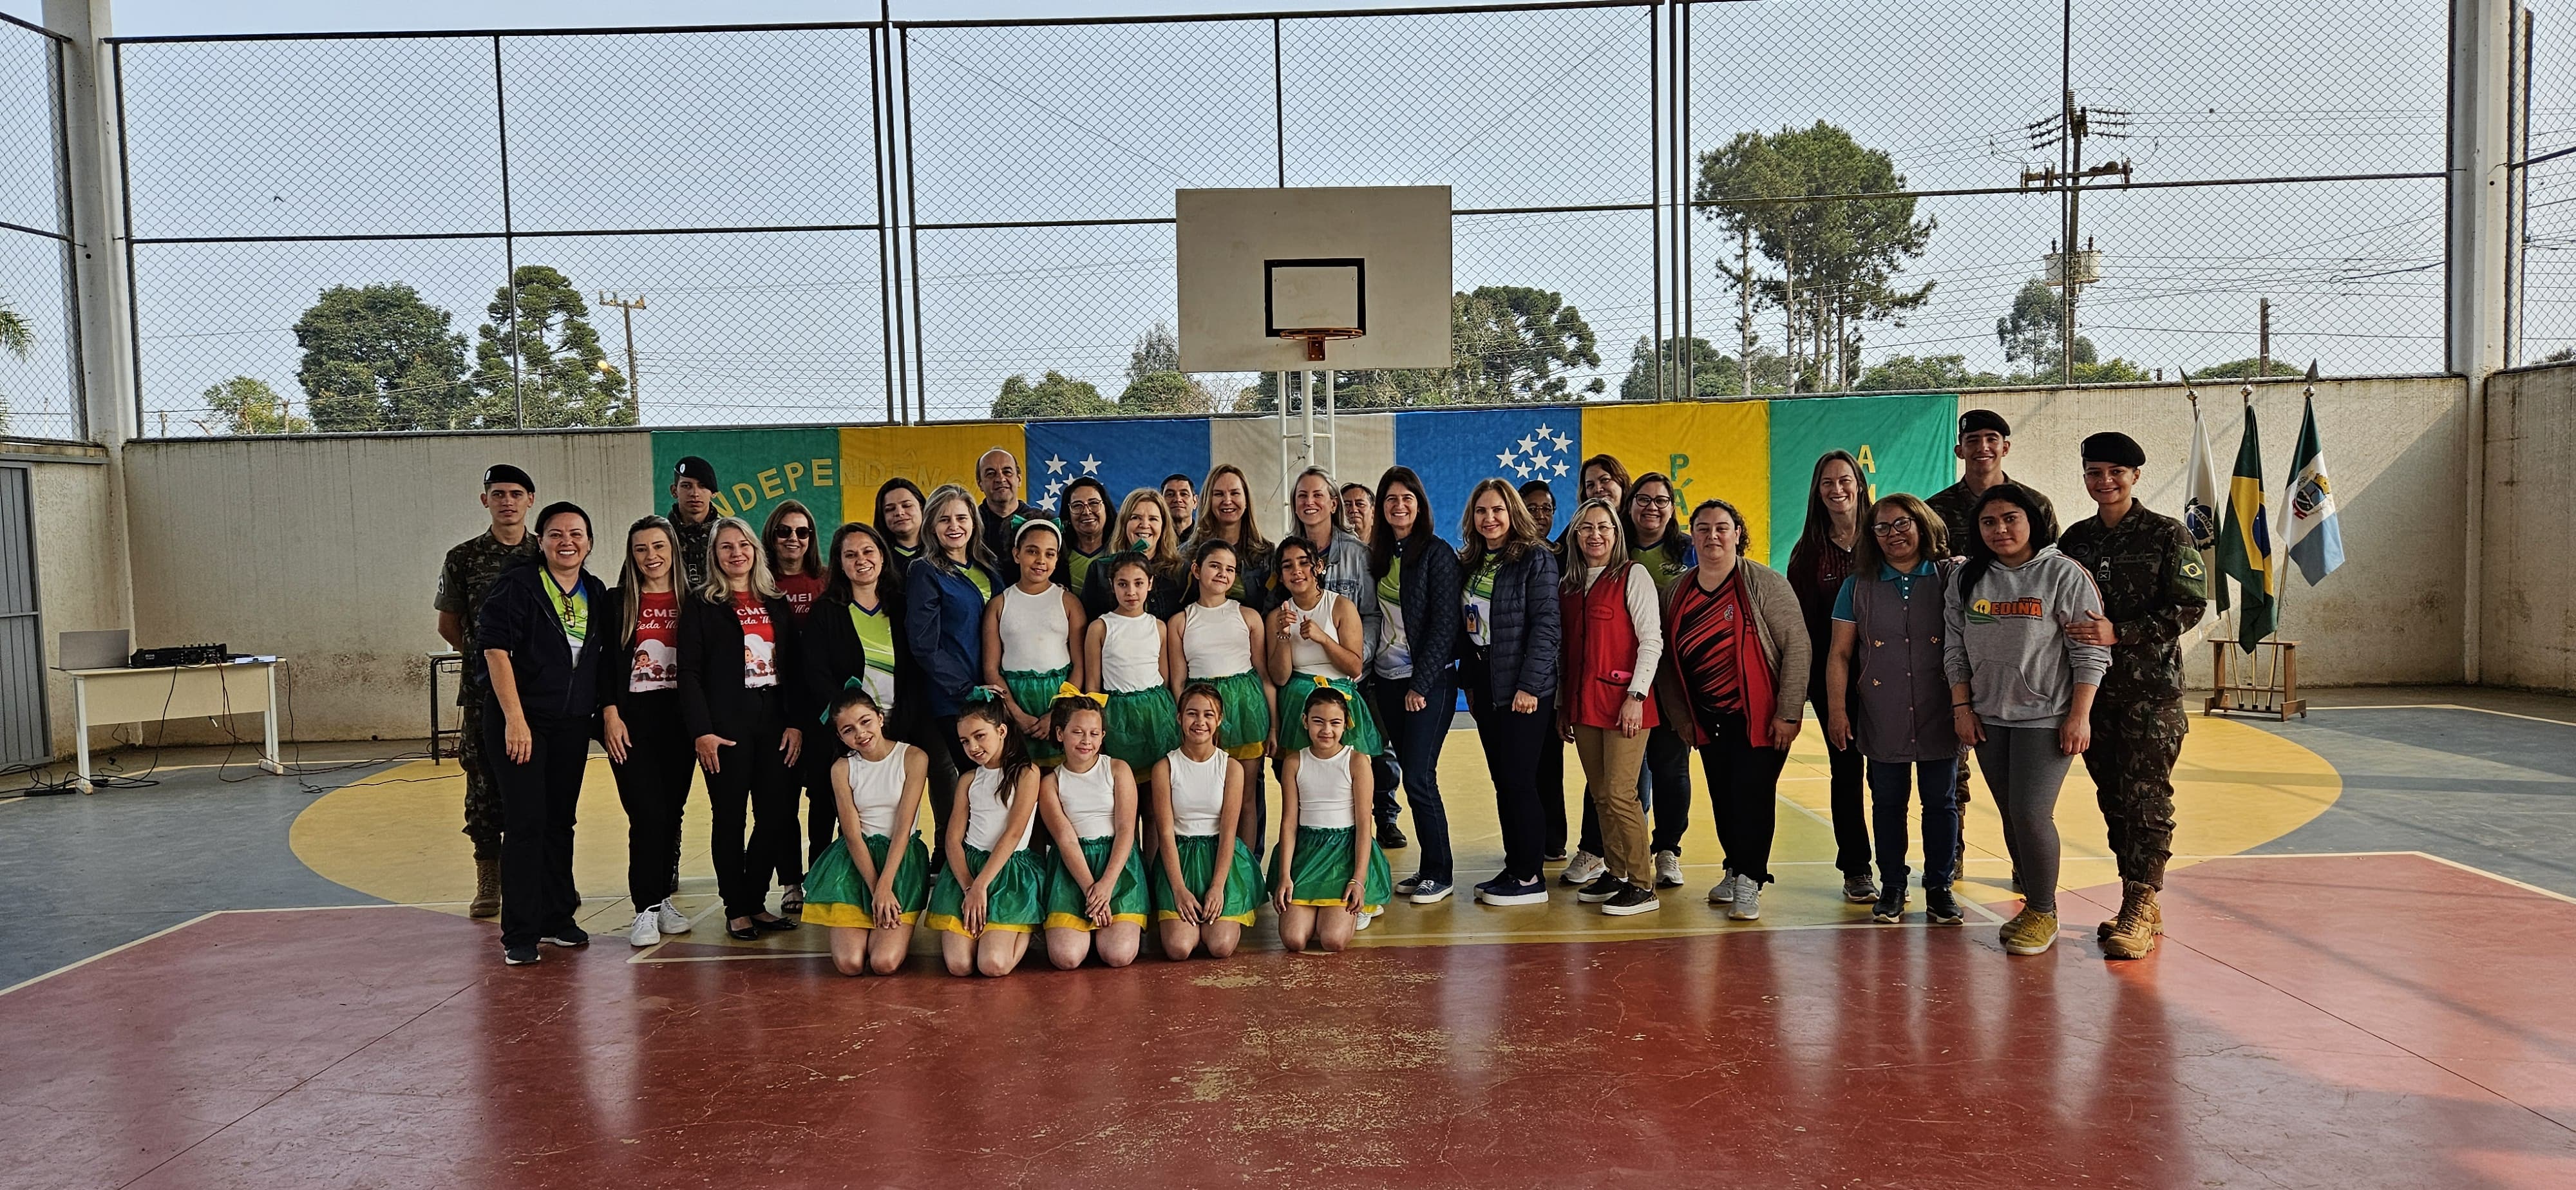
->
xmin=1055 ymin=682 xmax=1108 ymax=706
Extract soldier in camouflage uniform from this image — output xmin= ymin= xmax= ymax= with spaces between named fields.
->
xmin=668 ymin=455 xmax=721 ymax=590
xmin=435 ymin=464 xmax=541 ymax=918
xmin=2056 ymin=431 xmax=2208 ymax=959
xmin=1924 ymin=409 xmax=2054 ymax=880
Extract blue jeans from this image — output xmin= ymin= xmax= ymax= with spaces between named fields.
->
xmin=1867 ymin=757 xmax=1961 ymax=892
xmin=1372 ymin=672 xmax=1455 ymax=883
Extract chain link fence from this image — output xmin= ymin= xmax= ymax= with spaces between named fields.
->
xmin=103 ymin=1 xmax=2488 ymax=435
xmin=2518 ymin=5 xmax=2576 ymax=364
xmin=0 ymin=15 xmax=80 ymax=442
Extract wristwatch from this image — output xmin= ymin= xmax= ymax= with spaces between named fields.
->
xmin=1625 ymin=691 xmax=1647 ymax=702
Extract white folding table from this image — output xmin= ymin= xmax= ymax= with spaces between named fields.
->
xmin=64 ymin=660 xmax=286 ymax=792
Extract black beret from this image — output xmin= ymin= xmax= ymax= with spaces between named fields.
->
xmin=482 ymin=464 xmax=535 ymax=492
xmin=2082 ymin=431 xmax=2146 ymax=468
xmin=672 ymin=455 xmax=717 ymax=487
xmin=1958 ymin=408 xmax=2011 ymax=438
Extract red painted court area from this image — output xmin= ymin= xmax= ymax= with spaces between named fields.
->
xmin=6 ymin=853 xmax=2573 ymax=1189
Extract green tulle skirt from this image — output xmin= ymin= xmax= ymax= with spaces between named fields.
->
xmin=1197 ymin=669 xmax=1273 ymax=759
xmin=1003 ymin=665 xmax=1072 ymax=764
xmin=923 ymin=844 xmax=1048 ymax=936
xmin=1101 ymin=686 xmax=1182 ymax=774
xmin=1276 ymin=674 xmax=1382 ymax=756
xmin=1269 ymin=824 xmax=1392 ymax=913
xmin=799 ymin=833 xmax=929 ymax=928
xmin=1151 ymin=833 xmax=1262 ymax=924
xmin=1042 ymin=836 xmax=1151 ymax=932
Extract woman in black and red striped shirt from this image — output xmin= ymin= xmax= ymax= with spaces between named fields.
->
xmin=1654 ymin=499 xmax=1811 ymax=922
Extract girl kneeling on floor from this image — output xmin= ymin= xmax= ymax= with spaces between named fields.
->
xmin=799 ymin=687 xmax=931 ymax=976
xmin=1271 ymin=685 xmax=1393 ymax=953
xmin=1038 ymin=690 xmax=1150 ymax=968
xmin=1151 ymin=683 xmax=1262 ymax=959
xmin=924 ymin=697 xmax=1048 ymax=976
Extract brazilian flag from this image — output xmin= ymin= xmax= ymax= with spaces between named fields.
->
xmin=2216 ymin=406 xmax=2275 ymax=651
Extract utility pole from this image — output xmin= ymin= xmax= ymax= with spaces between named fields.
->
xmin=1737 ymin=225 xmax=1754 ymax=399
xmin=2257 ymin=298 xmax=2271 ymax=375
xmin=2023 ymin=97 xmax=2128 ymax=384
xmin=597 ymin=292 xmax=646 ymax=420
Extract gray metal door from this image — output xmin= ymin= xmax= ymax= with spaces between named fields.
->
xmin=0 ymin=466 xmax=44 ymax=767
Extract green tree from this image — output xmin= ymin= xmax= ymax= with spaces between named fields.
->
xmin=1246 ymin=285 xmax=1605 ymax=412
xmin=471 ymin=265 xmax=634 ymax=428
xmin=1996 ymin=278 xmax=2096 ymax=369
xmin=993 ymin=371 xmax=1113 ymax=419
xmin=1856 ymin=354 xmax=2006 ymax=393
xmin=292 ymin=283 xmax=471 ymax=431
xmin=1694 ymin=122 xmax=1936 ymax=391
xmin=1616 ymin=334 xmax=1790 ymax=401
xmin=1116 ymin=369 xmax=1216 ymax=414
xmin=0 ymin=298 xmax=28 ymax=431
xmin=202 ymin=376 xmax=310 ymax=434
xmin=1127 ymin=321 xmax=1179 ymax=384
xmin=2188 ymin=357 xmax=2307 ymax=381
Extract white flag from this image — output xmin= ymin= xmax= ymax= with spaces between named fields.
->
xmin=2186 ymin=399 xmax=2227 ymax=611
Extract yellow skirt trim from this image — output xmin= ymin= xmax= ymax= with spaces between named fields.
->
xmin=1153 ymin=908 xmax=1258 ymax=925
xmin=922 ymin=912 xmax=1037 ymax=937
xmin=1289 ymin=896 xmax=1387 ymax=914
xmin=1223 ymin=741 xmax=1267 ymax=760
xmin=1043 ymin=911 xmax=1151 ymax=932
xmin=801 ymin=902 xmax=918 ymax=929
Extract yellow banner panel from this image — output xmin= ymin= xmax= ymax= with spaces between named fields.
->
xmin=837 ymin=422 xmax=1026 ymax=526
xmin=1580 ymin=402 xmax=1774 ymax=562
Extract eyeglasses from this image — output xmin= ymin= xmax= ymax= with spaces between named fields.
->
xmin=774 ymin=526 xmax=814 ymax=540
xmin=1870 ymin=518 xmax=1917 ymax=536
xmin=1633 ymin=496 xmax=1674 ymax=509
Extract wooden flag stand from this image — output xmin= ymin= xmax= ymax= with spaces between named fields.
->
xmin=2206 ymin=639 xmax=2306 ymax=720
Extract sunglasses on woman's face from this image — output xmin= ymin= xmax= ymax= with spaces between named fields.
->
xmin=774 ymin=526 xmax=814 ymax=540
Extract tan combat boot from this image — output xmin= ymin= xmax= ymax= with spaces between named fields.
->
xmin=470 ymin=858 xmax=502 ymax=918
xmin=2101 ymin=882 xmax=2160 ymax=959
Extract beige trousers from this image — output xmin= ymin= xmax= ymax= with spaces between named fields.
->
xmin=1572 ymin=724 xmax=1653 ymax=887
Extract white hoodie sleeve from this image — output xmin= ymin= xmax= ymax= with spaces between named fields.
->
xmin=1623 ymin=563 xmax=1662 ymax=697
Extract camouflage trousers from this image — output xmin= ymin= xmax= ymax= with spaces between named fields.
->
xmin=458 ymin=700 xmax=506 ymax=858
xmin=2081 ymin=699 xmax=2187 ymax=889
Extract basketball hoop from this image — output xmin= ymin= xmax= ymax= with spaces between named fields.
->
xmin=1274 ymin=326 xmax=1364 ymax=362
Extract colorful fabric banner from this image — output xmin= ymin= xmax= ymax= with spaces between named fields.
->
xmin=649 ymin=429 xmax=842 ymax=530
xmin=1024 ymin=418 xmax=1211 ymax=518
xmin=1392 ymin=406 xmax=1583 ymax=540
xmin=836 ymin=422 xmax=1023 ymax=527
xmin=1582 ymin=401 xmax=1772 ymax=560
xmin=1763 ymin=393 xmax=1956 ymax=569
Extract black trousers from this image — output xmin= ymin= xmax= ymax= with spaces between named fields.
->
xmin=607 ymin=691 xmax=693 ymax=913
xmin=918 ymin=712 xmax=970 ymax=862
xmin=486 ymin=713 xmax=590 ymax=949
xmin=706 ymin=692 xmax=796 ymax=921
xmin=1695 ymin=711 xmax=1788 ymax=885
xmin=1824 ymin=732 xmax=1871 ymax=877
xmin=1370 ymin=671 xmax=1455 ymax=883
xmin=775 ymin=745 xmax=838 ymax=887
xmin=1463 ymin=654 xmax=1555 ymax=882
xmin=1580 ymin=722 xmax=1690 ymax=856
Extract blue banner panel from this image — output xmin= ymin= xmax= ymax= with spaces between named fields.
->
xmin=1392 ymin=406 xmax=1584 ymax=540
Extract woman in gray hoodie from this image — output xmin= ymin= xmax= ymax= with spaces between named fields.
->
xmin=1942 ymin=483 xmax=2108 ymax=957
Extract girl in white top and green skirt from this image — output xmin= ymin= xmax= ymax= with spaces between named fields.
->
xmin=1037 ymin=693 xmax=1150 ymax=969
xmin=981 ymin=521 xmax=1086 ymax=766
xmin=1266 ymin=535 xmax=1383 ymax=757
xmin=1151 ymin=683 xmax=1263 ymax=960
xmin=799 ymin=688 xmax=931 ymax=976
xmin=1269 ymin=685 xmax=1394 ymax=954
xmin=925 ymin=698 xmax=1048 ymax=977
xmin=1087 ymin=553 xmax=1182 ymax=779
xmin=1170 ymin=538 xmax=1277 ymax=858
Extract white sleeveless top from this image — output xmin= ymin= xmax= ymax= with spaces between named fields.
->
xmin=1283 ymin=589 xmax=1347 ymax=677
xmin=1295 ymin=746 xmax=1357 ymax=829
xmin=1098 ymin=610 xmax=1162 ymax=693
xmin=963 ymin=764 xmax=1036 ymax=853
xmin=997 ymin=583 xmax=1072 ymax=672
xmin=842 ymin=743 xmax=916 ymax=838
xmin=1053 ymin=754 xmax=1119 ymax=838
xmin=1164 ymin=747 xmax=1229 ymax=836
xmin=1181 ymin=600 xmax=1256 ymax=678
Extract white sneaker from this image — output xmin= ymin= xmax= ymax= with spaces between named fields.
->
xmin=1728 ymin=880 xmax=1763 ymax=921
xmin=1707 ymin=870 xmax=1738 ymax=905
xmin=627 ymin=911 xmax=662 ymax=948
xmin=1654 ymin=849 xmax=1684 ymax=889
xmin=1353 ymin=910 xmax=1374 ymax=931
xmin=1560 ymin=851 xmax=1607 ymax=886
xmin=654 ymin=901 xmax=692 ymax=934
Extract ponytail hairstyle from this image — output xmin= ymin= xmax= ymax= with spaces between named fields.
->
xmin=1686 ymin=498 xmax=1752 ymax=558
xmin=1179 ymin=681 xmax=1226 ymax=719
xmin=1302 ymin=681 xmax=1350 ymax=718
xmin=826 ymin=685 xmax=887 ymax=734
xmin=1955 ymin=482 xmax=2054 ymax=601
xmin=958 ymin=697 xmax=1037 ymax=791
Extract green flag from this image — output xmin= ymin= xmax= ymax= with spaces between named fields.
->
xmin=2215 ymin=406 xmax=2275 ymax=651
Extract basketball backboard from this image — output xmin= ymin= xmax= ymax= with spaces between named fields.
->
xmin=1175 ymin=185 xmax=1452 ymax=372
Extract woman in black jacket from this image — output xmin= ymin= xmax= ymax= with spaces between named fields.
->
xmin=681 ymin=516 xmax=810 ymax=940
xmin=797 ymin=522 xmax=906 ymax=874
xmin=1367 ymin=466 xmax=1463 ymax=904
xmin=1456 ymin=478 xmax=1561 ymax=909
xmin=478 ymin=501 xmax=614 ymax=967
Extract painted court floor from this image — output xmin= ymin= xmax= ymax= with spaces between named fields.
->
xmin=2 ymin=688 xmax=2572 ymax=1188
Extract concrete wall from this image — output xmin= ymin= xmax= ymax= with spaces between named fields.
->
xmin=10 ymin=443 xmax=130 ymax=758
xmin=2481 ymin=361 xmax=2576 ymax=693
xmin=95 ymin=373 xmax=2473 ymax=747
xmin=1920 ymin=375 xmax=2468 ymax=690
xmin=121 ymin=430 xmax=653 ymax=744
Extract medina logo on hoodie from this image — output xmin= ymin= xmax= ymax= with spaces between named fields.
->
xmin=1967 ymin=596 xmax=2045 ymax=624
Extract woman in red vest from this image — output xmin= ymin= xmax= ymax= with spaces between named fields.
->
xmin=1553 ymin=499 xmax=1663 ymax=916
